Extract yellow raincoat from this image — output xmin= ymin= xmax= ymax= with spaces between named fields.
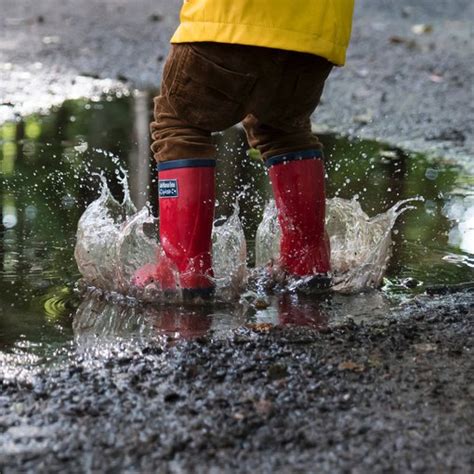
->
xmin=171 ymin=0 xmax=354 ymax=66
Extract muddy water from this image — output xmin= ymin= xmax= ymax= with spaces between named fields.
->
xmin=0 ymin=94 xmax=473 ymax=361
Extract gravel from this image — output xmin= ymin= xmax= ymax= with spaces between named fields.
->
xmin=1 ymin=291 xmax=473 ymax=473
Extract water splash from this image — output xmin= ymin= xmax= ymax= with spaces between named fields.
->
xmin=212 ymin=203 xmax=248 ymax=297
xmin=73 ymin=293 xmax=248 ymax=351
xmin=74 ymin=173 xmax=247 ymax=301
xmin=255 ymin=197 xmax=421 ymax=294
xmin=255 ymin=199 xmax=281 ymax=268
xmin=74 ymin=171 xmax=147 ymax=292
xmin=75 ymin=170 xmax=420 ymax=298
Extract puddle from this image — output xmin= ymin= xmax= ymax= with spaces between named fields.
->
xmin=0 ymin=93 xmax=473 ymax=363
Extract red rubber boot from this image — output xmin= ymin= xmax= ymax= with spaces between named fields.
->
xmin=132 ymin=159 xmax=216 ymax=298
xmin=266 ymin=149 xmax=331 ymax=288
xmin=158 ymin=159 xmax=216 ymax=298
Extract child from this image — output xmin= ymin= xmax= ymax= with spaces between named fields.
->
xmin=140 ymin=0 xmax=354 ymax=297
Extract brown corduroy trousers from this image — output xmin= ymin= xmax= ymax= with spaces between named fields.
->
xmin=150 ymin=42 xmax=333 ymax=162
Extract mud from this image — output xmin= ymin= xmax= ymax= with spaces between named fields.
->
xmin=0 ymin=0 xmax=473 ymax=165
xmin=1 ymin=290 xmax=473 ymax=473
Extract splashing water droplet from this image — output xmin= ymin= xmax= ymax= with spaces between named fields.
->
xmin=75 ymin=171 xmax=422 ymax=299
xmin=212 ymin=202 xmax=248 ymax=297
xmin=75 ymin=174 xmax=248 ymax=301
xmin=255 ymin=197 xmax=422 ymax=294
xmin=74 ymin=171 xmax=133 ymax=291
xmin=255 ymin=200 xmax=281 ymax=267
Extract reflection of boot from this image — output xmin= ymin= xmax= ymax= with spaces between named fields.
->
xmin=266 ymin=149 xmax=331 ymax=288
xmin=134 ymin=159 xmax=216 ymax=298
xmin=73 ymin=295 xmax=215 ymax=343
xmin=153 ymin=308 xmax=213 ymax=340
xmin=277 ymin=295 xmax=328 ymax=330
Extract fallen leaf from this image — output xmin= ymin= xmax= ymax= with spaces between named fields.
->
xmin=254 ymin=298 xmax=270 ymax=310
xmin=338 ymin=360 xmax=365 ymax=372
xmin=245 ymin=322 xmax=273 ymax=332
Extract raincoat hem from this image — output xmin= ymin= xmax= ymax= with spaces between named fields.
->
xmin=171 ymin=21 xmax=348 ymax=66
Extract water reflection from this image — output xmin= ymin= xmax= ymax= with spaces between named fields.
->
xmin=254 ymin=294 xmax=329 ymax=330
xmin=72 ymin=290 xmax=394 ymax=347
xmin=72 ymin=292 xmax=330 ymax=347
xmin=73 ymin=294 xmax=246 ymax=347
xmin=0 ymin=93 xmax=473 ymax=357
xmin=254 ymin=291 xmax=391 ymax=327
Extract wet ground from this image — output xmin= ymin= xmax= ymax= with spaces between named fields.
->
xmin=1 ymin=292 xmax=473 ymax=473
xmin=1 ymin=1 xmax=474 ymax=471
xmin=0 ymin=96 xmax=473 ymax=472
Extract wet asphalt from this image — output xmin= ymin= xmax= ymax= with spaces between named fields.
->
xmin=1 ymin=0 xmax=474 ymax=472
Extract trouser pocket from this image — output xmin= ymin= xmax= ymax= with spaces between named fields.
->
xmin=167 ymin=44 xmax=257 ymax=131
